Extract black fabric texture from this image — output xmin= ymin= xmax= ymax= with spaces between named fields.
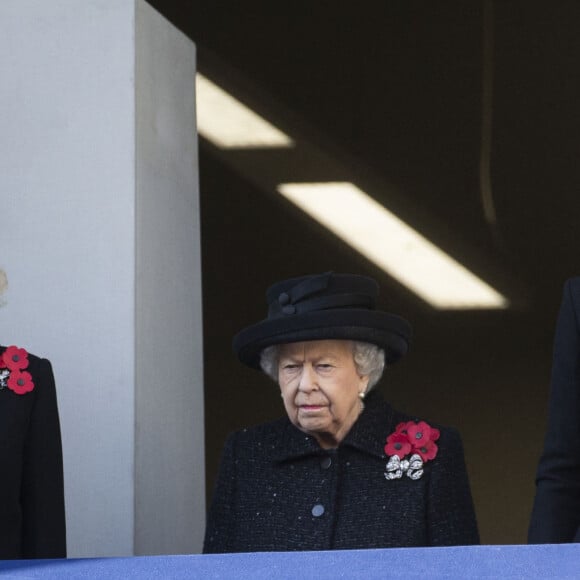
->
xmin=233 ymin=272 xmax=412 ymax=369
xmin=203 ymin=391 xmax=479 ymax=553
xmin=529 ymin=277 xmax=580 ymax=543
xmin=0 ymin=347 xmax=67 ymax=559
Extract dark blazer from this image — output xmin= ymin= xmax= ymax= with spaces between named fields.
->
xmin=204 ymin=391 xmax=479 ymax=553
xmin=0 ymin=346 xmax=66 ymax=559
xmin=529 ymin=278 xmax=580 ymax=543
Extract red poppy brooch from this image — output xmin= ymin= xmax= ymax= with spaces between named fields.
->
xmin=384 ymin=420 xmax=440 ymax=480
xmin=0 ymin=346 xmax=35 ymax=395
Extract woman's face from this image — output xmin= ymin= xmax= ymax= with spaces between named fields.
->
xmin=278 ymin=340 xmax=369 ymax=448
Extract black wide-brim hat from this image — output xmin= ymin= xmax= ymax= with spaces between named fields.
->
xmin=233 ymin=272 xmax=412 ymax=369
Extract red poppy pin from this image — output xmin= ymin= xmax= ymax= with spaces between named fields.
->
xmin=0 ymin=346 xmax=35 ymax=395
xmin=384 ymin=420 xmax=440 ymax=480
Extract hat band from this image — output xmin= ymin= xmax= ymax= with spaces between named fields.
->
xmin=269 ymin=293 xmax=375 ymax=318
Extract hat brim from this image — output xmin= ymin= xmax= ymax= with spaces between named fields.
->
xmin=233 ymin=308 xmax=412 ymax=369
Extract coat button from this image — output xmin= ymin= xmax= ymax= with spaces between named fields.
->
xmin=320 ymin=456 xmax=332 ymax=469
xmin=311 ymin=504 xmax=325 ymax=517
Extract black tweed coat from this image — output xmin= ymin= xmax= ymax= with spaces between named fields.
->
xmin=0 ymin=346 xmax=66 ymax=559
xmin=204 ymin=391 xmax=479 ymax=553
xmin=529 ymin=277 xmax=580 ymax=543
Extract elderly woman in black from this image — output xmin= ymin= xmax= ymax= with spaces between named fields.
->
xmin=204 ymin=273 xmax=479 ymax=552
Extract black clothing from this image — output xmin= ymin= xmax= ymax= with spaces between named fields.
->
xmin=204 ymin=391 xmax=479 ymax=553
xmin=0 ymin=347 xmax=66 ymax=559
xmin=529 ymin=278 xmax=580 ymax=543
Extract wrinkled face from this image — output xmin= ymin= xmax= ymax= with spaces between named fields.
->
xmin=278 ymin=340 xmax=370 ymax=448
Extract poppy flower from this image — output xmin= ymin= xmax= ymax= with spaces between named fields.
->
xmin=414 ymin=439 xmax=439 ymax=462
xmin=384 ymin=432 xmax=412 ymax=457
xmin=407 ymin=421 xmax=437 ymax=448
xmin=394 ymin=422 xmax=409 ymax=434
xmin=7 ymin=370 xmax=34 ymax=395
xmin=2 ymin=345 xmax=29 ymax=371
xmin=384 ymin=420 xmax=440 ymax=467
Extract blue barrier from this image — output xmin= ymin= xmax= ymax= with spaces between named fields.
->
xmin=0 ymin=544 xmax=579 ymax=579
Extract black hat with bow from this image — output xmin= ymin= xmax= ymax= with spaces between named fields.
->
xmin=233 ymin=272 xmax=412 ymax=369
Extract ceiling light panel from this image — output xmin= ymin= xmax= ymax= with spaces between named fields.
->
xmin=195 ymin=74 xmax=294 ymax=149
xmin=277 ymin=181 xmax=509 ymax=310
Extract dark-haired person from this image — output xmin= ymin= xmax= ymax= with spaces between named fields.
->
xmin=203 ymin=272 xmax=479 ymax=553
xmin=0 ymin=344 xmax=66 ymax=558
xmin=529 ymin=277 xmax=580 ymax=543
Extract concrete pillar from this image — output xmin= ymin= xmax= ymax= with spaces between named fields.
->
xmin=0 ymin=0 xmax=204 ymax=557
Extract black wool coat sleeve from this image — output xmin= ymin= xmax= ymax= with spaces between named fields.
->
xmin=528 ymin=278 xmax=580 ymax=543
xmin=0 ymin=347 xmax=67 ymax=559
xmin=203 ymin=391 xmax=479 ymax=553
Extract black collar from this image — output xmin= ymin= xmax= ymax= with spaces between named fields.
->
xmin=269 ymin=391 xmax=397 ymax=463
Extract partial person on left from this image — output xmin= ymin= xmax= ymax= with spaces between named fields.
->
xmin=0 ymin=343 xmax=66 ymax=559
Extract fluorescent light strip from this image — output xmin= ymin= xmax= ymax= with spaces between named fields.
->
xmin=195 ymin=74 xmax=294 ymax=149
xmin=277 ymin=182 xmax=509 ymax=309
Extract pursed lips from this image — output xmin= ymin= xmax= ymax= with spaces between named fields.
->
xmin=297 ymin=402 xmax=327 ymax=411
